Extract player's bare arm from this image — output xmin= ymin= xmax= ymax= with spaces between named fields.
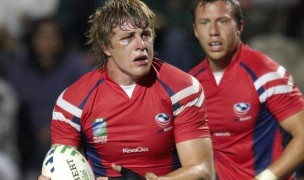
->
xmin=256 ymin=110 xmax=304 ymax=179
xmin=146 ymin=138 xmax=214 ymax=180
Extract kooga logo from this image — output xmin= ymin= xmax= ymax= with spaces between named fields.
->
xmin=122 ymin=147 xmax=149 ymax=154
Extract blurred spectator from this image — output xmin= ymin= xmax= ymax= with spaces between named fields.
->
xmin=0 ymin=0 xmax=60 ymax=80
xmin=239 ymin=0 xmax=301 ymax=42
xmin=0 ymin=77 xmax=20 ymax=180
xmin=0 ymin=152 xmax=20 ymax=180
xmin=7 ymin=17 xmax=89 ymax=180
xmin=0 ymin=0 xmax=59 ymax=38
xmin=56 ymin=0 xmax=102 ymax=51
xmin=0 ymin=27 xmax=20 ymax=78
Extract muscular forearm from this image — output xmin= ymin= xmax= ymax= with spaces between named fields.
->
xmin=256 ymin=110 xmax=304 ymax=180
xmin=272 ymin=137 xmax=304 ymax=178
xmin=257 ymin=135 xmax=304 ymax=179
xmin=95 ymin=163 xmax=213 ymax=180
xmin=146 ymin=163 xmax=213 ymax=180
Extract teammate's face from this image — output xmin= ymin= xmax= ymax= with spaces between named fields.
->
xmin=193 ymin=1 xmax=242 ymax=68
xmin=104 ymin=21 xmax=154 ymax=85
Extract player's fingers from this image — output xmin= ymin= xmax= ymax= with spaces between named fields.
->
xmin=111 ymin=164 xmax=122 ymax=172
xmin=144 ymin=172 xmax=158 ymax=180
xmin=96 ymin=177 xmax=108 ymax=180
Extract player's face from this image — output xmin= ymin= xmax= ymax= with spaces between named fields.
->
xmin=193 ymin=1 xmax=242 ymax=67
xmin=104 ymin=21 xmax=154 ymax=85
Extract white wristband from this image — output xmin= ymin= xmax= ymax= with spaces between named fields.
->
xmin=256 ymin=169 xmax=278 ymax=180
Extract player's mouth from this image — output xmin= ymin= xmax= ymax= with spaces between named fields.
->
xmin=133 ymin=55 xmax=149 ymax=65
xmin=209 ymin=41 xmax=223 ymax=51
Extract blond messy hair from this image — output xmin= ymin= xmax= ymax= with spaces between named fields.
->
xmin=86 ymin=0 xmax=156 ymax=69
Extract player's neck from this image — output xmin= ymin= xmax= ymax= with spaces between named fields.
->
xmin=209 ymin=45 xmax=240 ymax=72
xmin=106 ymin=60 xmax=138 ymax=86
xmin=209 ymin=58 xmax=232 ymax=72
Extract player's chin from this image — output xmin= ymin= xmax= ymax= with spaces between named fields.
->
xmin=131 ymin=69 xmax=150 ymax=78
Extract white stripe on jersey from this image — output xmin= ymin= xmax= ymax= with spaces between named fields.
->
xmin=196 ymin=90 xmax=205 ymax=107
xmin=254 ymin=66 xmax=286 ymax=90
xmin=52 ymin=111 xmax=81 ymax=132
xmin=56 ymin=90 xmax=83 ymax=118
xmin=259 ymin=85 xmax=293 ymax=103
xmin=172 ymin=77 xmax=205 ymax=116
xmin=171 ymin=76 xmax=200 ymax=104
xmin=254 ymin=66 xmax=294 ymax=103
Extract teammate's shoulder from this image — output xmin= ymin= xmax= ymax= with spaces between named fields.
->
xmin=240 ymin=44 xmax=280 ymax=73
xmin=188 ymin=59 xmax=208 ymax=77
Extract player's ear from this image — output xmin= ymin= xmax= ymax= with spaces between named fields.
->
xmin=193 ymin=24 xmax=199 ymax=39
xmin=237 ymin=20 xmax=244 ymax=36
xmin=236 ymin=30 xmax=240 ymax=36
xmin=103 ymin=46 xmax=111 ymax=57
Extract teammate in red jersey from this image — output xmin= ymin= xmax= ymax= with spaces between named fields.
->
xmin=38 ymin=0 xmax=214 ymax=179
xmin=189 ymin=0 xmax=304 ymax=179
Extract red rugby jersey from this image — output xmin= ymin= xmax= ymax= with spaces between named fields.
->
xmin=51 ymin=59 xmax=210 ymax=177
xmin=189 ymin=44 xmax=304 ymax=180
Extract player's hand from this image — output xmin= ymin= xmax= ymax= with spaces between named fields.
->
xmin=112 ymin=164 xmax=145 ymax=180
xmin=97 ymin=164 xmax=155 ymax=180
xmin=37 ymin=175 xmax=51 ymax=180
xmin=144 ymin=172 xmax=158 ymax=180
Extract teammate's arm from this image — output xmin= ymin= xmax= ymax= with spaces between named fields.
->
xmin=256 ymin=110 xmax=304 ymax=179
